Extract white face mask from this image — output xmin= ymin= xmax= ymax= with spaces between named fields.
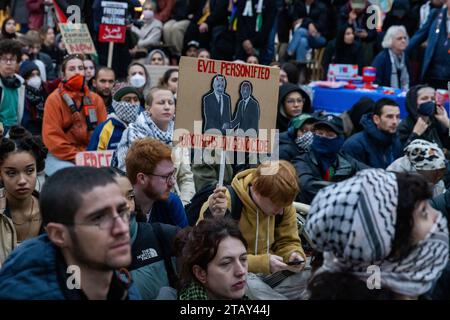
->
xmin=130 ymin=74 xmax=146 ymax=88
xmin=27 ymin=75 xmax=42 ymax=89
xmin=143 ymin=10 xmax=154 ymax=21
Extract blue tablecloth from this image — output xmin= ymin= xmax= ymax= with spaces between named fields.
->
xmin=310 ymin=85 xmax=409 ymax=118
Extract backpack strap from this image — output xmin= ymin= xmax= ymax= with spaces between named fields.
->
xmin=152 ymin=223 xmax=178 ymax=288
xmin=225 ymin=185 xmax=243 ymax=221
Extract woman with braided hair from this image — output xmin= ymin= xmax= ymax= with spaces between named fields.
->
xmin=0 ymin=126 xmax=47 ymax=266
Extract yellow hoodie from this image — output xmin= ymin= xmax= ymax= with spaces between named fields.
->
xmin=198 ymin=169 xmax=306 ymax=274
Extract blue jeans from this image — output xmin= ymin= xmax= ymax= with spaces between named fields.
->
xmin=45 ymin=153 xmax=75 ymax=176
xmin=287 ymin=28 xmax=326 ymax=62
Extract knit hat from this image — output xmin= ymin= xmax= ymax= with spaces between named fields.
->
xmin=19 ymin=60 xmax=39 ymax=79
xmin=405 ymin=139 xmax=447 ymax=171
xmin=306 ymin=168 xmax=449 ymax=297
xmin=112 ymin=82 xmax=142 ymax=102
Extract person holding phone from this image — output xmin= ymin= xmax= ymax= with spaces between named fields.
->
xmin=398 ymin=85 xmax=450 ymax=152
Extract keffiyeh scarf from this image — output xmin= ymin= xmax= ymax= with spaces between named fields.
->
xmin=306 ymin=169 xmax=449 ymax=297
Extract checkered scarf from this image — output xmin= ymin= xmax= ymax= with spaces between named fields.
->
xmin=306 ymin=169 xmax=449 ymax=297
xmin=111 ymin=100 xmax=140 ymax=124
xmin=178 ymin=281 xmax=250 ymax=300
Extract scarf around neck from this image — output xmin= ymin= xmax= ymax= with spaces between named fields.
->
xmin=388 ymin=49 xmax=409 ymax=90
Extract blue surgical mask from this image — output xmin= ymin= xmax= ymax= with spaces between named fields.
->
xmin=418 ymin=101 xmax=435 ymax=117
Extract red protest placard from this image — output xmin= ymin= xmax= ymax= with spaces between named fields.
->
xmin=99 ymin=24 xmax=126 ymax=43
xmin=75 ymin=151 xmax=114 ymax=168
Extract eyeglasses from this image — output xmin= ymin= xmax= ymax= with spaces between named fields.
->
xmin=146 ymin=171 xmax=176 ymax=184
xmin=0 ymin=57 xmax=17 ymax=64
xmin=286 ymin=98 xmax=305 ymax=104
xmin=68 ymin=210 xmax=130 ymax=230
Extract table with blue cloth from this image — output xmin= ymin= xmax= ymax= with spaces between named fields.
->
xmin=310 ymin=85 xmax=410 ymax=118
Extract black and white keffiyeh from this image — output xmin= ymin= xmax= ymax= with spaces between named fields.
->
xmin=114 ymin=111 xmax=174 ymax=171
xmin=306 ymin=169 xmax=449 ymax=297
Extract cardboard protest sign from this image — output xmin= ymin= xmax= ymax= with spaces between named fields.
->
xmin=75 ymin=151 xmax=114 ymax=168
xmin=99 ymin=1 xmax=127 ymax=43
xmin=174 ymin=57 xmax=279 ymax=155
xmin=59 ymin=23 xmax=97 ymax=55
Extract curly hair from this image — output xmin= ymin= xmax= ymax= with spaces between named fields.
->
xmin=0 ymin=38 xmax=22 ymax=62
xmin=174 ymin=217 xmax=248 ymax=290
xmin=0 ymin=126 xmax=48 ymax=172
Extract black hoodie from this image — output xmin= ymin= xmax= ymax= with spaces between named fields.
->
xmin=397 ymin=85 xmax=449 ymax=150
xmin=276 ymin=83 xmax=312 ymax=133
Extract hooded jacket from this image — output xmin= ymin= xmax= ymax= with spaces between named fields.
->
xmin=87 ymin=114 xmax=127 ymax=151
xmin=342 ymin=113 xmax=403 ymax=169
xmin=276 ymin=83 xmax=312 ymax=133
xmin=115 ymin=112 xmax=195 ymax=206
xmin=198 ymin=169 xmax=306 ymax=274
xmin=0 ymin=234 xmax=141 ymax=300
xmin=397 ymin=85 xmax=449 ymax=149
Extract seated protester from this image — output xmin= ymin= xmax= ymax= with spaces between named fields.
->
xmin=127 ymin=62 xmax=151 ymax=104
xmin=276 ymin=83 xmax=312 ymax=133
xmin=175 ymin=217 xmax=248 ymax=300
xmin=7 ymin=126 xmax=48 ymax=192
xmin=125 ymin=138 xmax=188 ymax=228
xmin=372 ymin=25 xmax=410 ymax=90
xmin=92 ymin=67 xmax=116 ymax=114
xmin=340 ymin=97 xmax=375 ymax=138
xmin=388 ymin=139 xmax=447 ymax=196
xmin=105 ymin=167 xmax=179 ymax=300
xmin=322 ymin=25 xmax=363 ymax=76
xmin=342 ymin=98 xmax=403 ymax=169
xmin=18 ymin=60 xmax=48 ymax=135
xmin=87 ymin=83 xmax=142 ymax=151
xmin=197 ymin=48 xmax=211 ymax=59
xmin=278 ymin=113 xmax=317 ymax=161
xmin=158 ymin=68 xmax=179 ymax=98
xmin=115 ymin=87 xmax=195 ymax=206
xmin=293 ymin=114 xmax=368 ymax=204
xmin=83 ymin=57 xmax=96 ymax=91
xmin=0 ymin=129 xmax=46 ymax=266
xmin=279 ymin=62 xmax=300 ymax=85
xmin=305 ymin=169 xmax=449 ymax=299
xmin=0 ymin=167 xmax=141 ymax=299
xmin=0 ymin=39 xmax=25 ymax=134
xmin=25 ymin=30 xmax=58 ymax=81
xmin=146 ymin=49 xmax=169 ymax=66
xmin=398 ymin=85 xmax=450 ymax=151
xmin=42 ymin=54 xmax=107 ymax=176
xmin=199 ymin=161 xmax=308 ymax=300
xmin=131 ymin=1 xmax=163 ymax=50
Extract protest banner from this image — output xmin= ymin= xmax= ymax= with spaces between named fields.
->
xmin=75 ymin=150 xmax=114 ymax=168
xmin=98 ymin=1 xmax=128 ymax=67
xmin=59 ymin=23 xmax=97 ymax=55
xmin=174 ymin=57 xmax=279 ymax=180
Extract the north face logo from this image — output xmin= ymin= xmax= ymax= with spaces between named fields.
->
xmin=137 ymin=248 xmax=158 ymax=261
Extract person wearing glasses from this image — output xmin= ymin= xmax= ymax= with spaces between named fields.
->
xmin=0 ymin=39 xmax=25 ymax=136
xmin=124 ymin=137 xmax=188 ymax=228
xmin=0 ymin=166 xmax=142 ymax=300
xmin=115 ymin=86 xmax=195 ymax=207
xmin=276 ymin=83 xmax=312 ymax=133
xmin=372 ymin=25 xmax=411 ymax=90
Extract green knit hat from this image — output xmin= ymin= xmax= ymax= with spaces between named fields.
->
xmin=112 ymin=82 xmax=142 ymax=102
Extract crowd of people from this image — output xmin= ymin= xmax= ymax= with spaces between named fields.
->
xmin=0 ymin=0 xmax=449 ymax=301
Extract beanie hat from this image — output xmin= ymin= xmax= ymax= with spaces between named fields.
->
xmin=19 ymin=60 xmax=39 ymax=79
xmin=112 ymin=82 xmax=142 ymax=102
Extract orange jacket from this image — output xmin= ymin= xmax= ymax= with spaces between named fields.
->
xmin=42 ymin=89 xmax=107 ymax=161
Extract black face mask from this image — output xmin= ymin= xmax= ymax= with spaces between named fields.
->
xmin=418 ymin=101 xmax=436 ymax=117
xmin=1 ymin=75 xmax=21 ymax=89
